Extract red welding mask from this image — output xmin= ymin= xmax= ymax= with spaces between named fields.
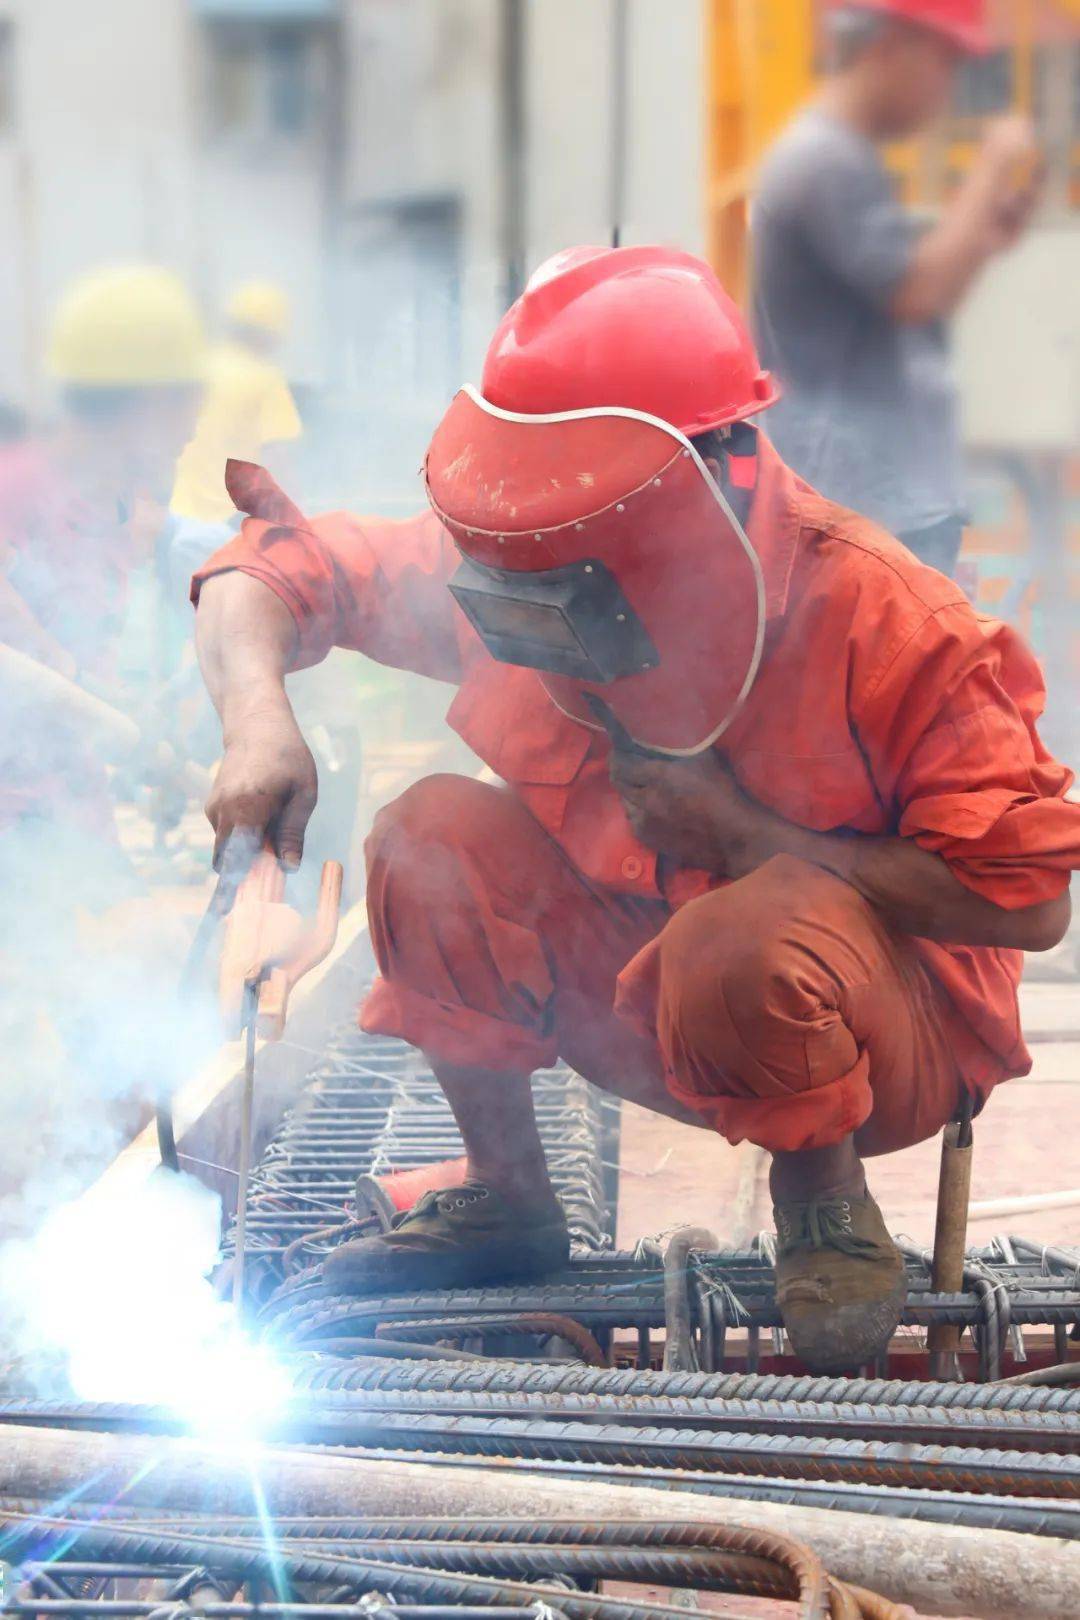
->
xmin=425 ymin=385 xmax=766 ymax=757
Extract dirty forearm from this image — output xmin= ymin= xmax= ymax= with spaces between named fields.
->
xmin=195 ymin=571 xmax=299 ymax=739
xmin=746 ymin=814 xmax=1070 ymax=952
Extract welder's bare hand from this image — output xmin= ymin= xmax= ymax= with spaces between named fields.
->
xmin=206 ymin=698 xmax=318 ymax=873
xmin=609 ymin=748 xmax=771 ymax=877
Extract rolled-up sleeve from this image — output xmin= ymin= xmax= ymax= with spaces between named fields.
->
xmin=857 ymin=606 xmax=1080 ymax=909
xmin=190 ymin=459 xmax=474 ymax=684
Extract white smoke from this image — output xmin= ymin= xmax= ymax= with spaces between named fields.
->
xmin=0 ymin=1170 xmax=289 ymax=1434
xmin=0 ymin=800 xmax=278 ymax=1420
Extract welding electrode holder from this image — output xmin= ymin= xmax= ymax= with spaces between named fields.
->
xmin=157 ymin=848 xmax=343 ymax=1174
xmin=218 ymin=850 xmax=344 ymax=1041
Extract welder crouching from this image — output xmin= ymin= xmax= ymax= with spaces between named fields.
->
xmin=192 ymin=244 xmax=1079 ymax=1373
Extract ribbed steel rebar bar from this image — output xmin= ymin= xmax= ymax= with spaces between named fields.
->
xmin=0 ymin=1400 xmax=1072 ymax=1498
xmin=7 ymin=1382 xmax=1074 ymax=1453
xmin=271 ymin=1384 xmax=1080 ymax=1452
xmin=268 ymin=1409 xmax=1078 ymax=1497
xmin=2 ymin=1423 xmax=1075 ymax=1618
xmin=301 ymin=1451 xmax=1080 ymax=1540
xmin=0 ymin=1517 xmax=687 ymax=1620
xmin=0 ymin=1509 xmax=906 ymax=1620
xmin=288 ymin=1353 xmax=1080 ymax=1409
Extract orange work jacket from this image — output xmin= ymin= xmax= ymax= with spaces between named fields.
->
xmin=192 ymin=443 xmax=1080 ymax=1099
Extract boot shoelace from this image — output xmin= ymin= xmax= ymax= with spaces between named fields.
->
xmin=775 ymin=1197 xmax=883 ymax=1260
xmin=391 ymin=1186 xmax=491 ymax=1229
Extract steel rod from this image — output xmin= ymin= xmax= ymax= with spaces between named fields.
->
xmin=0 ymin=1425 xmax=1074 ymax=1619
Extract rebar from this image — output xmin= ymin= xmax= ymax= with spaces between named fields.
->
xmin=219 ymin=1019 xmax=619 ymax=1309
xmin=1 ymin=1422 xmax=1075 ymax=1619
xmin=0 ymin=1400 xmax=1073 ymax=1498
xmin=4 ymin=1387 xmax=1075 ymax=1454
xmin=0 ymin=1508 xmax=907 ymax=1620
xmin=289 ymin=1353 xmax=1080 ymax=1410
xmin=215 ymin=1018 xmax=1080 ymax=1373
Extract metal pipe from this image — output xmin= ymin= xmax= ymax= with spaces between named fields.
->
xmin=996 ymin=1359 xmax=1080 ymax=1388
xmin=0 ymin=1425 xmax=1075 ymax=1619
xmin=928 ymin=1100 xmax=974 ymax=1380
xmin=311 ymin=1338 xmax=485 ymax=1363
xmin=319 ymin=1453 xmax=1080 ymax=1541
xmin=8 ymin=1492 xmax=1079 ymax=1542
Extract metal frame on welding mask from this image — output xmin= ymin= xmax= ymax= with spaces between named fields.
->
xmin=453 ymin=383 xmax=768 ymax=758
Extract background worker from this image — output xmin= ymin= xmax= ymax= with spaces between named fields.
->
xmin=751 ymin=0 xmax=1043 ymax=577
xmin=0 ymin=264 xmax=206 ymax=889
xmin=191 ymin=245 xmax=1080 ymax=1373
xmin=171 ymin=279 xmax=302 ymax=531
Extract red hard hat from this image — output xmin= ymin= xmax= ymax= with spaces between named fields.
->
xmin=827 ymin=0 xmax=990 ymax=53
xmin=481 ymin=245 xmax=779 ymax=436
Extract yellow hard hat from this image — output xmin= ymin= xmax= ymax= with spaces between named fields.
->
xmin=226 ymin=280 xmax=290 ymax=338
xmin=48 ymin=265 xmax=207 ymax=386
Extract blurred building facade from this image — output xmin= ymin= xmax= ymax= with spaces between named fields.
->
xmin=0 ymin=0 xmax=1076 ymax=674
xmin=0 ymin=0 xmax=703 ymax=435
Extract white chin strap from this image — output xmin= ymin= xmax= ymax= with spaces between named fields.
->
xmin=460 ymin=384 xmax=766 ymax=757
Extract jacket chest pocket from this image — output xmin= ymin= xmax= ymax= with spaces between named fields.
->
xmin=734 ymin=745 xmax=883 ymax=833
xmin=447 ymin=662 xmax=592 ymax=788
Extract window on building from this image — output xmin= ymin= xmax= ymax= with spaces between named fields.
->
xmin=332 ymin=193 xmax=463 ymax=489
xmin=202 ymin=16 xmax=334 ymax=148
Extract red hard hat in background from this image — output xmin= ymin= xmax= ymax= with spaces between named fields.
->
xmin=481 ymin=245 xmax=779 ymax=437
xmin=826 ymin=0 xmax=990 ymax=53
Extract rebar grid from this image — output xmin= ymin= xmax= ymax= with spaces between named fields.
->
xmin=222 ymin=1022 xmax=1080 ymax=1375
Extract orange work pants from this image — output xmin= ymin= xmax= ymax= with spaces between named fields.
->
xmin=361 ymin=774 xmax=965 ymax=1155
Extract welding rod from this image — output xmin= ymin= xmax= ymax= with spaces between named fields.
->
xmin=232 ymin=982 xmax=260 ymax=1313
xmin=160 ymin=853 xmax=251 ymax=1172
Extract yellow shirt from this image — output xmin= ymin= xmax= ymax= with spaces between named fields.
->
xmin=171 ymin=340 xmax=302 ymax=522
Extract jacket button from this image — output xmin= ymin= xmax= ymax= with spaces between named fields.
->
xmin=621 ymin=855 xmax=644 ymax=880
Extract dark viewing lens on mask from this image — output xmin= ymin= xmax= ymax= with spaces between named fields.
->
xmin=449 ymin=555 xmax=658 ymax=683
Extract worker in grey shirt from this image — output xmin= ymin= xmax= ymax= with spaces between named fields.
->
xmin=752 ymin=0 xmax=1041 ymax=576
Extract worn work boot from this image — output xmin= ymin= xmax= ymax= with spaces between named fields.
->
xmin=322 ymin=1181 xmax=570 ymax=1296
xmin=773 ymin=1190 xmax=907 ymax=1373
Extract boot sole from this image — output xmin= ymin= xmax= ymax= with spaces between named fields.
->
xmin=322 ymin=1229 xmax=570 ymax=1298
xmin=782 ymin=1272 xmax=908 ymax=1374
